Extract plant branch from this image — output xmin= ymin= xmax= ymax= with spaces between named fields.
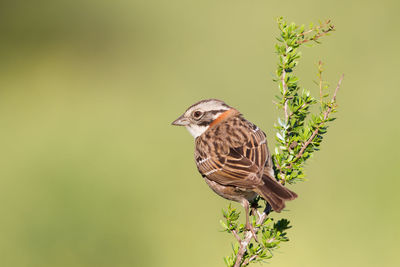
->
xmin=242 ymin=255 xmax=258 ymax=266
xmin=331 ymin=74 xmax=344 ymax=104
xmin=318 ymin=61 xmax=324 ymax=104
xmin=233 ymin=212 xmax=268 ymax=267
xmin=296 ymin=20 xmax=335 ymax=44
xmin=286 ymin=74 xmax=343 ymax=169
xmin=232 ymin=229 xmax=242 ymax=243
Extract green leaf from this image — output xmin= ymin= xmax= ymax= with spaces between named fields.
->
xmin=220 ymin=220 xmax=228 ymax=229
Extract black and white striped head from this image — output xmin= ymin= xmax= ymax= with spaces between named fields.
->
xmin=172 ymin=99 xmax=232 ymax=138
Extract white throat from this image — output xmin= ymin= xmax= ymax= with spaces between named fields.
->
xmin=185 ymin=124 xmax=209 ymax=138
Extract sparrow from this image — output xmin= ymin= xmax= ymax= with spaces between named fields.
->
xmin=172 ymin=99 xmax=297 ymax=231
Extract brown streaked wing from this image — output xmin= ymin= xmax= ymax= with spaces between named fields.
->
xmin=195 ymin=119 xmax=269 ymax=189
xmin=196 ymin=149 xmax=262 ymax=188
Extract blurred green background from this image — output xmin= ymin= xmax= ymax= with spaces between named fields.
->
xmin=1 ymin=0 xmax=399 ymax=266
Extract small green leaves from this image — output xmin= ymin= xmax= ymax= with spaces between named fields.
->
xmin=221 ymin=204 xmax=242 ymax=233
xmin=272 ymin=18 xmax=339 ymax=185
xmin=222 ymin=205 xmax=292 ymax=267
xmin=224 ymin=252 xmax=236 ymax=267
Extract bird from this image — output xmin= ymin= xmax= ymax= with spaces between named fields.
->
xmin=171 ymin=99 xmax=297 ymax=233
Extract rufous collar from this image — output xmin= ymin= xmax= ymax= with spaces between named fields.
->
xmin=209 ymin=108 xmax=239 ymax=128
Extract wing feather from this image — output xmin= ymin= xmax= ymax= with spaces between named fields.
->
xmin=195 ymin=118 xmax=269 ymax=189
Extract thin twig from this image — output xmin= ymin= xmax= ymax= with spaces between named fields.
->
xmin=287 ymin=74 xmax=344 ymax=168
xmin=233 ymin=211 xmax=268 ymax=267
xmin=318 ymin=61 xmax=323 ymax=104
xmin=242 ymin=254 xmax=258 ymax=266
xmin=297 ymin=29 xmax=334 ymax=44
xmin=232 ymin=229 xmax=242 ymax=243
xmin=322 ymin=73 xmax=343 ymax=120
xmin=296 ymin=20 xmax=331 ymax=38
xmin=331 ymin=73 xmax=343 ymax=105
xmin=296 ymin=22 xmax=335 ymax=44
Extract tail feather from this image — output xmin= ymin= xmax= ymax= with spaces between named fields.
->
xmin=255 ymin=174 xmax=298 ymax=212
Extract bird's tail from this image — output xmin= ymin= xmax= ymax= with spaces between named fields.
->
xmin=254 ymin=174 xmax=298 ymax=212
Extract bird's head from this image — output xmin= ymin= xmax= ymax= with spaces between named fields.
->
xmin=172 ymin=99 xmax=236 ymax=138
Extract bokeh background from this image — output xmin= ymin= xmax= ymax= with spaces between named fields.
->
xmin=1 ymin=0 xmax=399 ymax=266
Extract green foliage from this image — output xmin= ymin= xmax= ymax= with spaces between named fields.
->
xmin=273 ymin=17 xmax=337 ymax=184
xmin=221 ymin=205 xmax=291 ymax=267
xmin=221 ymin=18 xmax=342 ymax=266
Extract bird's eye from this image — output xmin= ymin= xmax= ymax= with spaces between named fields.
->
xmin=192 ymin=110 xmax=203 ymax=120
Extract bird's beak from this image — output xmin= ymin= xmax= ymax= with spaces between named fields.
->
xmin=171 ymin=115 xmax=189 ymax=126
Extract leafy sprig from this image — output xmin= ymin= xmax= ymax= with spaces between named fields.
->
xmin=273 ymin=17 xmax=340 ymax=184
xmin=221 ymin=17 xmax=343 ymax=267
xmin=221 ymin=204 xmax=290 ymax=267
